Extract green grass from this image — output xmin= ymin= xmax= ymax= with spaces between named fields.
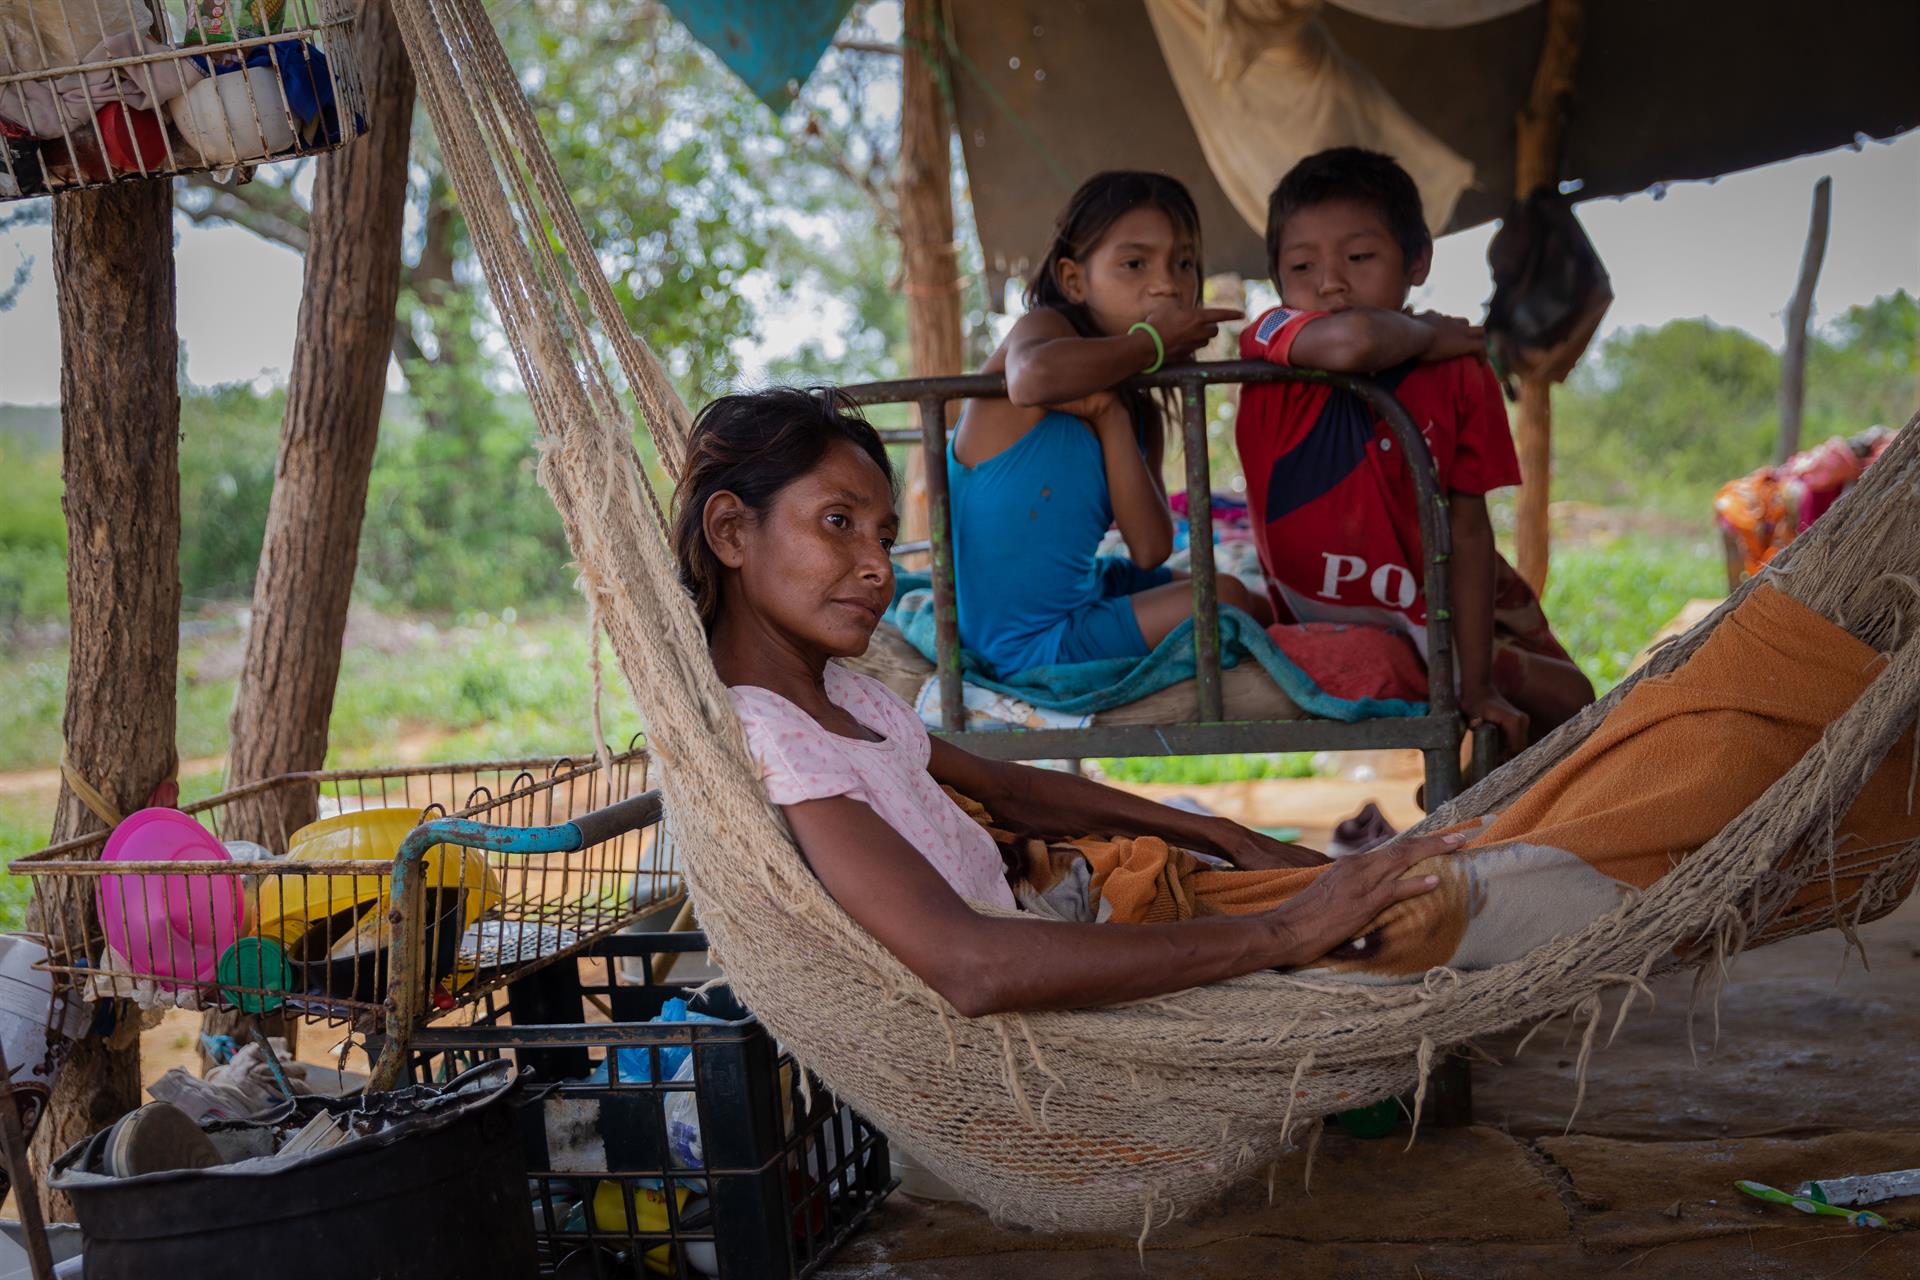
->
xmin=0 ymin=795 xmax=49 ymax=929
xmin=1540 ymin=532 xmax=1725 ymax=692
xmin=317 ymin=612 xmax=640 ymax=767
xmin=0 ymin=610 xmax=643 ymax=778
xmin=1094 ymin=752 xmax=1319 ymax=785
xmin=0 ymin=610 xmax=646 ymax=935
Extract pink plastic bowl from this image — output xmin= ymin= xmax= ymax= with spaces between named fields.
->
xmin=97 ymin=808 xmax=246 ymax=989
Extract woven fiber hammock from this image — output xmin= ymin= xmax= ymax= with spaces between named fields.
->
xmin=386 ymin=0 xmax=1920 ymax=1232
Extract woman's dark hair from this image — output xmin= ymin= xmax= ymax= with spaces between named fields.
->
xmin=1265 ymin=147 xmax=1431 ymax=279
xmin=1024 ymin=170 xmax=1204 ymax=446
xmin=672 ymin=387 xmax=897 ymax=633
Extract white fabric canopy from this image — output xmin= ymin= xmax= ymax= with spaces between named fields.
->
xmin=1327 ymin=0 xmax=1537 ymax=29
xmin=0 ymin=0 xmax=201 ymax=139
xmin=1143 ymin=0 xmax=1476 ymax=242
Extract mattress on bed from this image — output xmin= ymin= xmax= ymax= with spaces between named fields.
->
xmin=841 ymin=621 xmax=1303 ymax=726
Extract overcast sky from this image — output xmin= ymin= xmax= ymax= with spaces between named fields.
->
xmin=1 ymin=124 xmax=1914 ymax=408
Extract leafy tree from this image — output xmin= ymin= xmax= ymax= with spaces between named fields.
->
xmin=0 ymin=203 xmax=45 ymax=312
xmin=499 ymin=1 xmax=781 ymax=395
xmin=1804 ymin=289 xmax=1919 ymax=439
xmin=1555 ymin=319 xmax=1780 ymax=506
xmin=1548 ymin=294 xmax=1918 ymax=513
xmin=177 ymin=385 xmax=283 ymax=604
xmin=0 ymin=438 xmax=65 ymax=630
xmin=173 ymin=0 xmax=927 ymax=610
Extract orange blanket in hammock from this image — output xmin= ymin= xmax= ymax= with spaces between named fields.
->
xmin=993 ymin=586 xmax=1920 ymax=981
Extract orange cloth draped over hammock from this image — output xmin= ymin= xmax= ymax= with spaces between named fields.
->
xmin=1002 ymin=585 xmax=1920 ymax=979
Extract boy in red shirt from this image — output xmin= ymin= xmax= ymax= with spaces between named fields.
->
xmin=1236 ymin=148 xmax=1593 ymax=752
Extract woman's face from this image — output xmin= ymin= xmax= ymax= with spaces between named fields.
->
xmin=1056 ymin=204 xmax=1198 ymax=337
xmin=707 ymin=439 xmax=899 ymax=659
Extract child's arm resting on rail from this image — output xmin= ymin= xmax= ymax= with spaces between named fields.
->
xmin=1448 ymin=493 xmax=1527 ymax=753
xmin=1005 ymin=302 xmax=1242 ymax=408
xmin=781 ymin=792 xmax=1454 ymax=1015
xmin=1255 ymin=308 xmax=1483 ymax=374
xmin=930 ymin=737 xmax=1329 ymax=870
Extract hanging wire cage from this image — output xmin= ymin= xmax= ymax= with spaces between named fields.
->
xmin=0 ymin=0 xmax=367 ymax=201
xmin=10 ymin=744 xmax=678 ymax=1052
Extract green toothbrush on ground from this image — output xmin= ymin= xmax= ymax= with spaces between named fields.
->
xmin=1734 ymin=1180 xmax=1888 ymax=1228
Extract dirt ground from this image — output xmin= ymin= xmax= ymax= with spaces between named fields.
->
xmin=819 ymin=760 xmax=1920 ymax=1279
xmin=105 ymin=751 xmax=1920 ymax=1276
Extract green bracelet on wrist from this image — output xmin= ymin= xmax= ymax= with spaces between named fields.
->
xmin=1129 ymin=321 xmax=1166 ymax=375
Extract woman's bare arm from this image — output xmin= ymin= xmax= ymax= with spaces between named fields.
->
xmin=930 ymin=737 xmax=1328 ymax=869
xmin=782 ymin=793 xmax=1455 ymax=1016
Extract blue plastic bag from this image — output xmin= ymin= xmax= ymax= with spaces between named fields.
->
xmin=585 ymin=997 xmax=725 ymax=1088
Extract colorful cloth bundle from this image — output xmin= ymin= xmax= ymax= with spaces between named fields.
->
xmin=1716 ymin=430 xmax=1896 ymax=580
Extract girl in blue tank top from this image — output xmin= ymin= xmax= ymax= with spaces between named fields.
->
xmin=950 ymin=171 xmax=1271 ymax=677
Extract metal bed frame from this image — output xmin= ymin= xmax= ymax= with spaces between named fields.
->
xmin=841 ymin=359 xmax=1490 ymax=808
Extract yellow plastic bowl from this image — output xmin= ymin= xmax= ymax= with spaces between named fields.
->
xmin=253 ymin=808 xmax=502 ymax=948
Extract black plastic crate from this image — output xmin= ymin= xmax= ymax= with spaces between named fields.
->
xmin=407 ymin=931 xmax=894 ymax=1279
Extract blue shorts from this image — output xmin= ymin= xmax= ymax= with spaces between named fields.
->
xmin=1039 ymin=557 xmax=1174 ymax=667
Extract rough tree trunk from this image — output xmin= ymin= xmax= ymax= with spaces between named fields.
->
xmin=898 ymin=0 xmax=964 ymax=548
xmin=27 ymin=178 xmax=182 ymax=1214
xmin=205 ymin=0 xmax=417 ymax=1068
xmin=1511 ymin=0 xmax=1582 ymax=594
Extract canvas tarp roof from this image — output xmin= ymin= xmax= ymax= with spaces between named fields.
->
xmin=948 ymin=0 xmax=1920 ymax=297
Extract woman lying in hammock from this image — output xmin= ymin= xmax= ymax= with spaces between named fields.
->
xmin=680 ymin=388 xmax=1920 ymax=1008
xmin=675 ymin=387 xmax=1463 ymax=1017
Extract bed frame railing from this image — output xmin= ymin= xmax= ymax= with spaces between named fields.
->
xmin=840 ymin=360 xmax=1491 ymax=808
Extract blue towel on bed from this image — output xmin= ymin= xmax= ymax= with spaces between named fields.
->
xmin=886 ymin=573 xmax=1425 ymax=723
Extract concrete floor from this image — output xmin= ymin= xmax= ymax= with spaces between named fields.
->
xmin=820 ymin=789 xmax=1920 ymax=1278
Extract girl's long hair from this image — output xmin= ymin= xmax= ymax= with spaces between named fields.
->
xmin=1024 ymin=171 xmax=1205 ymax=447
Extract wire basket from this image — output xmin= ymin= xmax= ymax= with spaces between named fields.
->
xmin=10 ymin=745 xmax=678 ymax=1043
xmin=0 ymin=0 xmax=367 ymax=200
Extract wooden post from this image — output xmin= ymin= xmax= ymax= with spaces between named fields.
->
xmin=1511 ymin=0 xmax=1583 ymax=594
xmin=209 ymin=0 xmax=418 ymax=1067
xmin=898 ymin=0 xmax=964 ymax=546
xmin=1776 ymin=176 xmax=1832 ymax=465
xmin=28 ymin=179 xmax=182 ymax=1216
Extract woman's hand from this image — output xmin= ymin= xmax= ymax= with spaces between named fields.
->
xmin=1264 ymin=829 xmax=1466 ymax=966
xmin=1218 ymin=825 xmax=1331 ymax=870
xmin=1143 ymin=299 xmax=1246 ymax=363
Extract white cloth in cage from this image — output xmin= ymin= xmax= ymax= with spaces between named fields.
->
xmin=0 ymin=1 xmax=204 ymax=139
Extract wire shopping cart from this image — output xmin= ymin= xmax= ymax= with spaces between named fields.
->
xmin=12 ymin=743 xmax=678 ymax=1072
